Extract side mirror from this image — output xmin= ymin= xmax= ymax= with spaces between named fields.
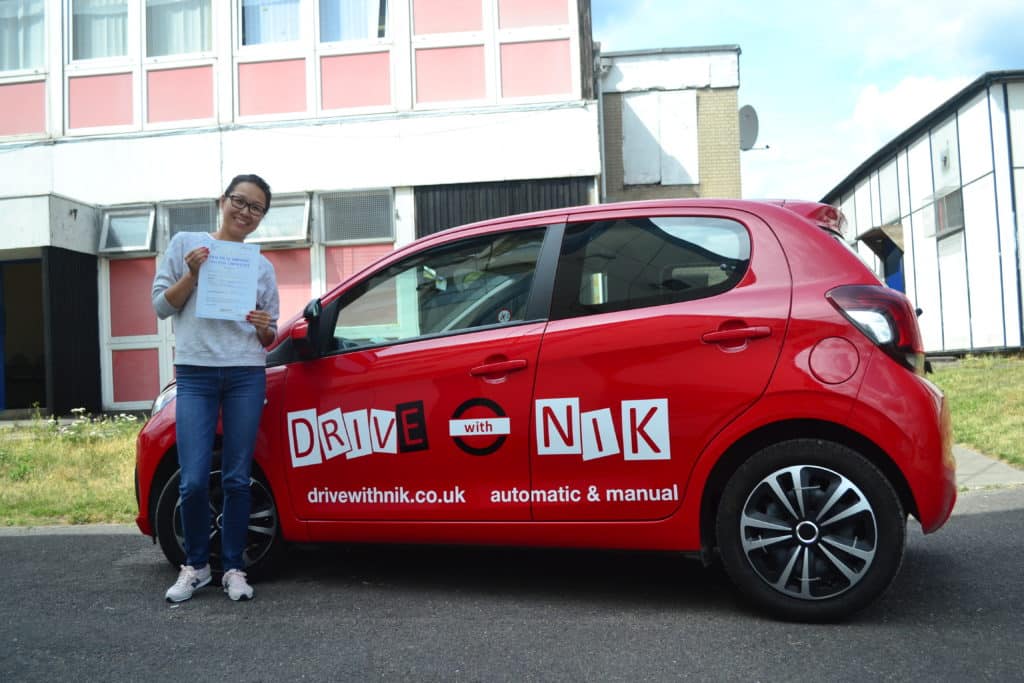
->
xmin=292 ymin=298 xmax=322 ymax=359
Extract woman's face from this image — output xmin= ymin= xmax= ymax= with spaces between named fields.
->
xmin=217 ymin=181 xmax=268 ymax=242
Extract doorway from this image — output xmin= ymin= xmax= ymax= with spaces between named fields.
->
xmin=1 ymin=261 xmax=46 ymax=412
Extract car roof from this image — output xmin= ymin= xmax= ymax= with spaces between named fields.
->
xmin=433 ymin=197 xmax=829 ymax=238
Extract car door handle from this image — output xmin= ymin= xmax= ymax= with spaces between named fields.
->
xmin=470 ymin=359 xmax=528 ymax=376
xmin=701 ymin=326 xmax=772 ymax=344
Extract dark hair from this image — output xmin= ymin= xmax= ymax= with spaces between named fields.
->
xmin=223 ymin=173 xmax=272 ymax=213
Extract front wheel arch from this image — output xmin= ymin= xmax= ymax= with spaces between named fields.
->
xmin=153 ymin=452 xmax=282 ymax=578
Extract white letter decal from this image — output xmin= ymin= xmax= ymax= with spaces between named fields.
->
xmin=287 ymin=409 xmax=322 ymax=468
xmin=623 ymin=399 xmax=670 ymax=461
xmin=535 ymin=398 xmax=581 ymax=455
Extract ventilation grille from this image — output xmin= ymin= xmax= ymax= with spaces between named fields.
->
xmin=321 ymin=190 xmax=393 ymax=242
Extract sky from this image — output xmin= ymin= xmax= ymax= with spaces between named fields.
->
xmin=590 ymin=0 xmax=1024 ymax=201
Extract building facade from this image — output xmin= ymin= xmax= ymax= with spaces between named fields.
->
xmin=823 ymin=71 xmax=1024 ymax=355
xmin=598 ymin=46 xmax=742 ymax=202
xmin=0 ymin=1 xmax=743 ymax=415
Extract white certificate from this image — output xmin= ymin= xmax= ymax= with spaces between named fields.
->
xmin=196 ymin=240 xmax=260 ymax=321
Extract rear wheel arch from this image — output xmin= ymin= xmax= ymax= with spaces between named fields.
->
xmin=698 ymin=419 xmax=917 ymax=555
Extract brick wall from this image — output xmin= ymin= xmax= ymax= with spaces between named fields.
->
xmin=602 ymin=88 xmax=741 ymax=202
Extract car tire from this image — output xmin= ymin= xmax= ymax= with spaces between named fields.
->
xmin=716 ymin=439 xmax=905 ymax=622
xmin=154 ymin=457 xmax=282 ymax=578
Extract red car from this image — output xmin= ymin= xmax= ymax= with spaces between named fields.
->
xmin=135 ymin=199 xmax=956 ymax=621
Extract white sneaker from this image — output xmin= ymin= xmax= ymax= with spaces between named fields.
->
xmin=165 ymin=565 xmax=212 ymax=603
xmin=222 ymin=569 xmax=254 ymax=601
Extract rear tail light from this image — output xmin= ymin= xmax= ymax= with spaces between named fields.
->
xmin=826 ymin=285 xmax=925 ymax=374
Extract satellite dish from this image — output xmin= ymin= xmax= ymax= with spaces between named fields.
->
xmin=739 ymin=104 xmax=759 ymax=151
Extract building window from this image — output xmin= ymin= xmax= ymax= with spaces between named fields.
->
xmin=0 ymin=0 xmax=44 ymax=71
xmin=100 ymin=208 xmax=156 ymax=253
xmin=241 ymin=0 xmax=300 ymax=45
xmin=164 ymin=200 xmax=217 ymax=239
xmin=72 ymin=0 xmax=128 ymax=60
xmin=932 ymin=188 xmax=964 ymax=238
xmin=320 ymin=189 xmax=393 ymax=243
xmin=319 ymin=0 xmax=387 ymax=42
xmin=146 ymin=0 xmax=212 ymax=57
xmin=249 ymin=194 xmax=310 ymax=245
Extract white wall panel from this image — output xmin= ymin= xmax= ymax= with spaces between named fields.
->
xmin=938 ymin=231 xmax=970 ymax=350
xmin=958 ymin=92 xmax=993 ymax=185
xmin=0 ymin=146 xmax=53 ymax=197
xmin=869 ymin=172 xmax=881 ymax=227
xmin=621 ymin=91 xmax=661 ymax=184
xmin=902 ymin=210 xmax=918 ymax=306
xmin=603 ymin=51 xmax=739 ymax=92
xmin=991 ymin=85 xmax=1022 ymax=346
xmin=1008 ymin=82 xmax=1024 ymax=168
xmin=854 ymin=180 xmax=872 ymax=235
xmin=879 ymin=159 xmax=899 ymax=224
xmin=0 ymin=197 xmax=50 ymax=249
xmin=962 ymin=176 xmax=1004 ymax=347
xmin=911 ymin=206 xmax=943 ymax=351
xmin=658 ymin=90 xmax=699 ymax=185
xmin=930 ymin=115 xmax=960 ymax=197
xmin=907 ymin=135 xmax=933 ymax=212
xmin=8 ymin=105 xmax=600 ymax=208
xmin=897 ymin=150 xmax=911 ymax=219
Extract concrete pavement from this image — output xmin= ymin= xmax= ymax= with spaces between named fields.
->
xmin=953 ymin=444 xmax=1024 ymax=489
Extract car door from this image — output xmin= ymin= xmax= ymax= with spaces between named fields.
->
xmin=530 ymin=207 xmax=791 ymax=521
xmin=280 ymin=224 xmax=556 ymax=522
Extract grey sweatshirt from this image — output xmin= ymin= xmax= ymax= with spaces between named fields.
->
xmin=152 ymin=232 xmax=280 ymax=367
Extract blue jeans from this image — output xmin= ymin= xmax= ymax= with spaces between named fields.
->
xmin=175 ymin=365 xmax=266 ymax=572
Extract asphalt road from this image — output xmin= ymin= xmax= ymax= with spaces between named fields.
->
xmin=2 ymin=486 xmax=1022 ymax=682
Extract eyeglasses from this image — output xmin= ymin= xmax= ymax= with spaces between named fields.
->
xmin=227 ymin=194 xmax=266 ymax=217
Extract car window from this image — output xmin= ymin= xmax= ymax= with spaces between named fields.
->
xmin=328 ymin=228 xmax=547 ymax=351
xmin=550 ymin=216 xmax=750 ymax=319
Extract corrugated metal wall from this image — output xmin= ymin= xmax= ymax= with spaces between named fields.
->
xmin=414 ymin=177 xmax=594 ymax=237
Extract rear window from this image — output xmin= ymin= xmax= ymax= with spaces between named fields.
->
xmin=550 ymin=216 xmax=750 ymax=319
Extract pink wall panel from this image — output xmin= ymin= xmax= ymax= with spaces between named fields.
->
xmin=147 ymin=66 xmax=214 ymax=123
xmin=500 ymin=40 xmax=572 ymax=97
xmin=69 ymin=73 xmax=133 ymax=129
xmin=109 ymin=258 xmax=158 ymax=337
xmin=0 ymin=81 xmax=46 ymax=136
xmin=113 ymin=349 xmax=160 ymax=403
xmin=238 ymin=60 xmax=307 ymax=116
xmin=498 ymin=0 xmax=569 ymax=28
xmin=325 ymin=244 xmax=394 ymax=288
xmin=263 ymin=248 xmax=311 ymax=321
xmin=414 ymin=0 xmax=482 ymax=34
xmin=416 ymin=46 xmax=486 ymax=103
xmin=321 ymin=52 xmax=391 ymax=109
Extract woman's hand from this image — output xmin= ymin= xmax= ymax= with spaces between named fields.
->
xmin=184 ymin=247 xmax=210 ymax=279
xmin=247 ymin=309 xmax=275 ymax=347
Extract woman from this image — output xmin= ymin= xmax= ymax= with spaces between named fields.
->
xmin=152 ymin=174 xmax=280 ymax=602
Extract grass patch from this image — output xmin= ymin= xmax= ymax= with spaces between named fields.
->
xmin=0 ymin=410 xmax=141 ymax=526
xmin=930 ymin=354 xmax=1024 ymax=468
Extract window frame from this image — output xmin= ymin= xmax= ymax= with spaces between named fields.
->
xmin=67 ymin=0 xmax=135 ymax=66
xmin=317 ymin=0 xmax=390 ymax=47
xmin=0 ymin=0 xmax=47 ymax=76
xmin=99 ymin=205 xmax=157 ymax=254
xmin=143 ymin=0 xmax=216 ymax=62
xmin=247 ymin=193 xmax=312 ymax=247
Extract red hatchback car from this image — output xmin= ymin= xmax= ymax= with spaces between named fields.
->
xmin=135 ymin=199 xmax=956 ymax=621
